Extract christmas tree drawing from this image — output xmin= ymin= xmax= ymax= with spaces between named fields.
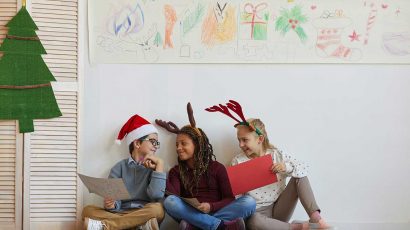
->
xmin=0 ymin=4 xmax=62 ymax=133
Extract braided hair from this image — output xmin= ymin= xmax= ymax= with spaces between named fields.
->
xmin=177 ymin=125 xmax=216 ymax=196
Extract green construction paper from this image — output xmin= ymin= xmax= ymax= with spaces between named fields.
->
xmin=0 ymin=38 xmax=46 ymax=55
xmin=8 ymin=27 xmax=38 ymax=37
xmin=0 ymin=6 xmax=62 ymax=133
xmin=0 ymin=87 xmax=62 ymax=131
xmin=0 ymin=87 xmax=62 ymax=118
xmin=0 ymin=54 xmax=55 ymax=85
xmin=6 ymin=6 xmax=38 ymax=30
xmin=18 ymin=119 xmax=34 ymax=133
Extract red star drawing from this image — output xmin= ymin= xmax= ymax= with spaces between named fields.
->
xmin=349 ymin=30 xmax=360 ymax=42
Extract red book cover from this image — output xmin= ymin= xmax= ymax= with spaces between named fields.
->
xmin=227 ymin=154 xmax=278 ymax=195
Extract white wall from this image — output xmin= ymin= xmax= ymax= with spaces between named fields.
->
xmin=81 ymin=62 xmax=410 ymax=228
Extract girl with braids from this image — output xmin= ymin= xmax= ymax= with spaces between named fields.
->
xmin=206 ymin=100 xmax=332 ymax=230
xmin=156 ymin=103 xmax=256 ymax=230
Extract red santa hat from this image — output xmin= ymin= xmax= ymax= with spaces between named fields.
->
xmin=116 ymin=114 xmax=158 ymax=146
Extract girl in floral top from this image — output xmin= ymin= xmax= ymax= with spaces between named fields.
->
xmin=206 ymin=100 xmax=331 ymax=230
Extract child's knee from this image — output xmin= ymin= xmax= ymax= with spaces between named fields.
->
xmin=81 ymin=205 xmax=99 ymax=219
xmin=246 ymin=214 xmax=262 ymax=230
xmin=163 ymin=195 xmax=181 ymax=211
xmin=149 ymin=203 xmax=165 ymax=221
xmin=240 ymin=195 xmax=256 ymax=209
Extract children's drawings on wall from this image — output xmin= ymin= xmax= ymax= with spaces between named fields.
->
xmin=383 ymin=32 xmax=410 ymax=56
xmin=275 ymin=5 xmax=308 ymax=42
xmin=240 ymin=3 xmax=269 ymax=40
xmin=202 ymin=2 xmax=236 ymax=47
xmin=312 ymin=10 xmax=362 ymax=61
xmin=88 ymin=0 xmax=410 ymax=63
xmin=363 ymin=2 xmax=378 ymax=45
xmin=163 ymin=5 xmax=177 ymax=49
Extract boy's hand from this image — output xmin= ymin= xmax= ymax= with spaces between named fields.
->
xmin=104 ymin=197 xmax=115 ymax=209
xmin=143 ymin=154 xmax=164 ymax=172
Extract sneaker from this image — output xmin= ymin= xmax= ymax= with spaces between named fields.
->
xmin=140 ymin=218 xmax=159 ymax=230
xmin=179 ymin=220 xmax=196 ymax=230
xmin=84 ymin=218 xmax=105 ymax=230
xmin=223 ymin=218 xmax=245 ymax=230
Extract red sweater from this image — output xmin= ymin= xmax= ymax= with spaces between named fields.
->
xmin=166 ymin=160 xmax=234 ymax=212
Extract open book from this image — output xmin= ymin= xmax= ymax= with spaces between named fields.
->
xmin=78 ymin=173 xmax=131 ymax=200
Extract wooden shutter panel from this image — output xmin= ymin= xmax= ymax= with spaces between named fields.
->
xmin=0 ymin=122 xmax=16 ymax=223
xmin=1 ymin=1 xmax=22 ymax=229
xmin=26 ymin=0 xmax=79 ymax=229
xmin=0 ymin=1 xmax=17 ymax=47
xmin=0 ymin=121 xmax=22 ymax=230
xmin=31 ymin=0 xmax=78 ymax=82
xmin=28 ymin=92 xmax=78 ymax=227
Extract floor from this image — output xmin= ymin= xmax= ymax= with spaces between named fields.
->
xmin=329 ymin=223 xmax=410 ymax=230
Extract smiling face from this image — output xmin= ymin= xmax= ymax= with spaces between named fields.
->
xmin=236 ymin=125 xmax=264 ymax=158
xmin=133 ymin=133 xmax=159 ymax=160
xmin=176 ymin=133 xmax=195 ymax=163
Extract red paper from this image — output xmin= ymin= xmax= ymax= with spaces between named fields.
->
xmin=227 ymin=154 xmax=277 ymax=195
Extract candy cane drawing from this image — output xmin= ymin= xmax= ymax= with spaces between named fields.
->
xmin=363 ymin=2 xmax=378 ymax=45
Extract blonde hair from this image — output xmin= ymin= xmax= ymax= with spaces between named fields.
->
xmin=247 ymin=118 xmax=276 ymax=152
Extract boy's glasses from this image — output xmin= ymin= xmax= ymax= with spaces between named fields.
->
xmin=142 ymin=138 xmax=160 ymax=148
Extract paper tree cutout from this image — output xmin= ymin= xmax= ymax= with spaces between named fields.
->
xmin=0 ymin=6 xmax=62 ymax=133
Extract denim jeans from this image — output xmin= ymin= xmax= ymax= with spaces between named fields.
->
xmin=164 ymin=195 xmax=256 ymax=230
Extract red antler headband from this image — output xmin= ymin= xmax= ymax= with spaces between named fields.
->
xmin=205 ymin=100 xmax=262 ymax=136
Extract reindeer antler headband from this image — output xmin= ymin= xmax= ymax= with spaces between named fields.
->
xmin=155 ymin=102 xmax=202 ymax=136
xmin=205 ymin=100 xmax=262 ymax=135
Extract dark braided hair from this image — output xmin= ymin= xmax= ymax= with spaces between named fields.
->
xmin=177 ymin=125 xmax=216 ymax=196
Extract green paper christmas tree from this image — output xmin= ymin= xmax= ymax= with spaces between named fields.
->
xmin=0 ymin=5 xmax=62 ymax=133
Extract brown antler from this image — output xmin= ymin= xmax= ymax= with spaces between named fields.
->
xmin=187 ymin=102 xmax=196 ymax=128
xmin=226 ymin=100 xmax=246 ymax=122
xmin=155 ymin=119 xmax=179 ymax=134
xmin=205 ymin=103 xmax=241 ymax=123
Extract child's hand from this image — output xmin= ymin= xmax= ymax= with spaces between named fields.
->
xmin=143 ymin=154 xmax=164 ymax=172
xmin=104 ymin=197 xmax=115 ymax=209
xmin=197 ymin=202 xmax=211 ymax=213
xmin=271 ymin=162 xmax=286 ymax=174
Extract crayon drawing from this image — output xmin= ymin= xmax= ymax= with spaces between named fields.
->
xmin=89 ymin=0 xmax=410 ymax=63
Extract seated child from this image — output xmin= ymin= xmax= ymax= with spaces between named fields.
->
xmin=82 ymin=114 xmax=166 ymax=230
xmin=206 ymin=100 xmax=332 ymax=230
xmin=157 ymin=103 xmax=256 ymax=230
